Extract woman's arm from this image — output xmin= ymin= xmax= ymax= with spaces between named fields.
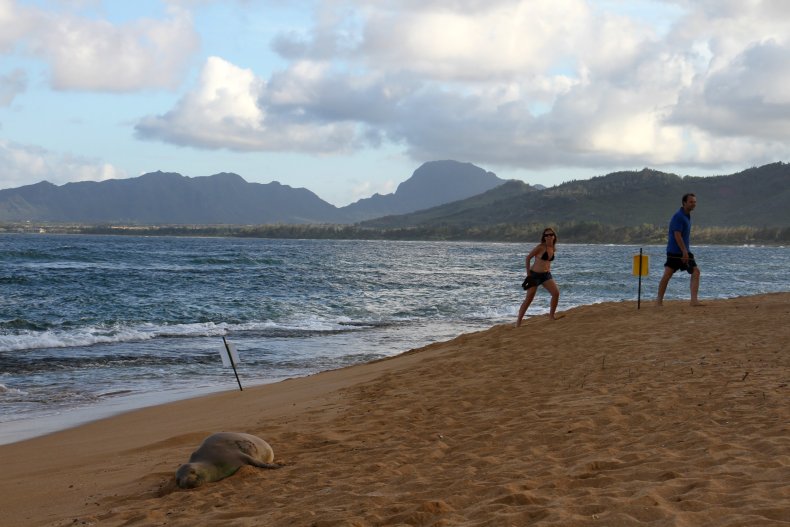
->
xmin=525 ymin=244 xmax=542 ymax=273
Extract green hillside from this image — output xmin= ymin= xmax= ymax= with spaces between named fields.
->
xmin=362 ymin=163 xmax=790 ymax=229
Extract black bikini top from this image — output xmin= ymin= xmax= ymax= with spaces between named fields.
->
xmin=541 ymin=250 xmax=555 ymax=262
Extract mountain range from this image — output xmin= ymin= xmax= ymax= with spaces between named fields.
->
xmin=0 ymin=160 xmax=506 ymax=225
xmin=362 ymin=162 xmax=790 ymax=229
xmin=1 ymin=160 xmax=788 ymax=228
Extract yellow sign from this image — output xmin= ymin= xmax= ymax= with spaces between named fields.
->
xmin=632 ymin=254 xmax=649 ymax=276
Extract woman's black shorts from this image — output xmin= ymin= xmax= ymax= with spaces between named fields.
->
xmin=522 ymin=271 xmax=554 ymax=290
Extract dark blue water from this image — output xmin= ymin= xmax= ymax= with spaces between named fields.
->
xmin=1 ymin=234 xmax=788 ymax=443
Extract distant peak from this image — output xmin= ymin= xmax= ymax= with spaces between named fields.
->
xmin=202 ymin=172 xmax=247 ymax=184
xmin=139 ymin=171 xmax=185 ymax=180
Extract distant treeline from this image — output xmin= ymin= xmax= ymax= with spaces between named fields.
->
xmin=5 ymin=222 xmax=788 ymax=245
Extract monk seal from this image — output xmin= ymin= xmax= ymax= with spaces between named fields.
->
xmin=176 ymin=432 xmax=283 ymax=489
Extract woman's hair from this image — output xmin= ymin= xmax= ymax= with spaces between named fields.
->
xmin=541 ymin=228 xmax=558 ymax=244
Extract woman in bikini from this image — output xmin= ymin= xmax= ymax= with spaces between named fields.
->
xmin=516 ymin=228 xmax=560 ymax=327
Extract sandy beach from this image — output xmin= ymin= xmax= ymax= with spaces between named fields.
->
xmin=1 ymin=293 xmax=788 ymax=527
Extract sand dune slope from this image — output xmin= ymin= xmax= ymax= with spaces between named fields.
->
xmin=1 ymin=293 xmax=788 ymax=526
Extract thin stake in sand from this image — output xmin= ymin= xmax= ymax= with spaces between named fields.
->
xmin=221 ymin=336 xmax=243 ymax=391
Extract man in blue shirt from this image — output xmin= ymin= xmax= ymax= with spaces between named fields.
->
xmin=657 ymin=193 xmax=702 ymax=306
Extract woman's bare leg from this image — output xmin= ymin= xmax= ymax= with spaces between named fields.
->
xmin=516 ymin=287 xmax=538 ymax=327
xmin=543 ymin=280 xmax=560 ymax=319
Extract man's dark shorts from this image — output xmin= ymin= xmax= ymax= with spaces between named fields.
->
xmin=522 ymin=271 xmax=554 ymax=290
xmin=664 ymin=252 xmax=697 ymax=274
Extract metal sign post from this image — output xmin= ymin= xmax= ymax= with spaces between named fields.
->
xmin=632 ymin=249 xmax=649 ymax=309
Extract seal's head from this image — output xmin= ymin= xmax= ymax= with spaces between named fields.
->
xmin=176 ymin=463 xmax=205 ymax=489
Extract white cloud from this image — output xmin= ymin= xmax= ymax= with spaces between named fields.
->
xmin=135 ymin=56 xmax=357 ymax=152
xmin=0 ymin=0 xmax=36 ymax=53
xmin=0 ymin=68 xmax=26 ymax=106
xmin=360 ymin=1 xmax=593 ymax=81
xmin=350 ymin=178 xmax=397 ymax=201
xmin=49 ymin=0 xmax=103 ymax=9
xmin=33 ymin=7 xmax=200 ymax=91
xmin=0 ymin=1 xmax=200 ymax=92
xmin=163 ymin=0 xmax=216 ymax=7
xmin=0 ymin=139 xmax=126 ymax=188
xmin=136 ymin=0 xmax=790 ymax=173
xmin=669 ymin=40 xmax=790 ymax=139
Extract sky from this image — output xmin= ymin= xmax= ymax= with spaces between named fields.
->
xmin=1 ymin=0 xmax=789 ymax=207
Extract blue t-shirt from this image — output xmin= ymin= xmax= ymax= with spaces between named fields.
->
xmin=667 ymin=207 xmax=691 ymax=253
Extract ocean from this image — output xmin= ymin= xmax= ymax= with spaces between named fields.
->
xmin=1 ymin=234 xmax=788 ymax=444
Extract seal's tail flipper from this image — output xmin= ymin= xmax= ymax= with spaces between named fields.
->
xmin=241 ymin=454 xmax=285 ymax=469
xmin=250 ymin=460 xmax=285 ymax=469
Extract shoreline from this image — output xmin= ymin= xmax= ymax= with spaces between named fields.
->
xmin=0 ymin=384 xmax=236 ymax=447
xmin=3 ymin=227 xmax=788 ymax=246
xmin=1 ymin=293 xmax=788 ymax=526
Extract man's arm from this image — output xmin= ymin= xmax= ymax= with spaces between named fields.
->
xmin=673 ymin=231 xmax=689 ymax=261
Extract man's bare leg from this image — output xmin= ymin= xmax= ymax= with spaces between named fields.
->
xmin=690 ymin=267 xmax=703 ymax=306
xmin=656 ymin=266 xmax=674 ymax=306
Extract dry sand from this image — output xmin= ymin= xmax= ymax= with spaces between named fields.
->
xmin=1 ymin=293 xmax=788 ymax=527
